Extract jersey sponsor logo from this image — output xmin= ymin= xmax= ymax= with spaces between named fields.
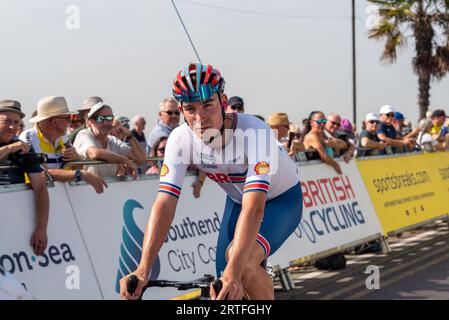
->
xmin=205 ymin=171 xmax=247 ymax=184
xmin=160 ymin=164 xmax=169 ymax=177
xmin=254 ymin=161 xmax=270 ymax=175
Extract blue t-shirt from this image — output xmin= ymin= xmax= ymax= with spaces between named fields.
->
xmin=376 ymin=122 xmax=405 ymax=155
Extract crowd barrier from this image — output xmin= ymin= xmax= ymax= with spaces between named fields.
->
xmin=0 ymin=152 xmax=447 ymax=299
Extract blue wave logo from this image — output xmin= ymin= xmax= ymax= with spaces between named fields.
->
xmin=115 ymin=200 xmax=160 ymax=293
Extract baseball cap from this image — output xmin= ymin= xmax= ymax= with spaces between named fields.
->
xmin=228 ymin=96 xmax=244 ymax=108
xmin=379 ymin=105 xmax=395 ymax=114
xmin=87 ymin=102 xmax=107 ymax=118
xmin=394 ymin=112 xmax=405 ymax=121
xmin=431 ymin=109 xmax=447 ymax=118
xmin=365 ymin=113 xmax=380 ymax=122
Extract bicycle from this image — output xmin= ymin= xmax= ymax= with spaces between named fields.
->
xmin=126 ymin=274 xmax=223 ymax=300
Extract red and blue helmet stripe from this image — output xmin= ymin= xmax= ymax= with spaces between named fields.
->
xmin=172 ymin=63 xmax=225 ymax=103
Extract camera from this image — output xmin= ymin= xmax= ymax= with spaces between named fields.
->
xmin=7 ymin=151 xmax=48 ymax=167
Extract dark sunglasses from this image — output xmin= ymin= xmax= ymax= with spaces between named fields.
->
xmin=330 ymin=120 xmax=341 ymax=127
xmin=313 ymin=119 xmax=327 ymax=125
xmin=368 ymin=120 xmax=380 ymax=124
xmin=163 ymin=110 xmax=180 ymax=116
xmin=230 ymin=104 xmax=244 ymax=111
xmin=386 ymin=113 xmax=395 ymax=118
xmin=158 ymin=146 xmax=166 ymax=153
xmin=93 ymin=115 xmax=114 ymax=123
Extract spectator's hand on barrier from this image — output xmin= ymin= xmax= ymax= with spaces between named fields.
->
xmin=119 ymin=271 xmax=148 ymax=300
xmin=145 ymin=165 xmax=159 ymax=175
xmin=191 ymin=180 xmax=203 ymax=198
xmin=9 ymin=141 xmax=30 ymax=155
xmin=81 ymin=170 xmax=108 ymax=194
xmin=333 ymin=162 xmax=343 ymax=175
xmin=124 ymin=159 xmax=138 ymax=179
xmin=342 ymin=152 xmax=352 ymax=163
xmin=30 ymin=227 xmax=47 ymax=256
xmin=62 ymin=147 xmax=81 ymax=162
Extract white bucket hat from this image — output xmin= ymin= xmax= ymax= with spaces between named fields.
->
xmin=30 ymin=96 xmax=77 ymax=123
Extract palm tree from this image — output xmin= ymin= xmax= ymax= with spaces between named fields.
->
xmin=368 ymin=0 xmax=449 ymax=119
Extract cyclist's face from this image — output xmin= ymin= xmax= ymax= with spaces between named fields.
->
xmin=182 ymin=93 xmax=225 ymax=139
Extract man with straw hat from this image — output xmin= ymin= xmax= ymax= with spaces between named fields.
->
xmin=20 ymin=96 xmax=108 ymax=194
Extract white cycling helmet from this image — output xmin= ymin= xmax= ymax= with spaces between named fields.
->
xmin=0 ymin=266 xmax=33 ymax=300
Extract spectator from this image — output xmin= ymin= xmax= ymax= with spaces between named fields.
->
xmin=227 ymin=96 xmax=245 ymax=113
xmin=147 ymin=97 xmax=180 ymax=152
xmin=377 ymin=105 xmax=414 ymax=154
xmin=69 ymin=113 xmax=83 ymax=134
xmin=302 ymin=111 xmax=342 ymax=174
xmin=324 ymin=113 xmax=355 ymax=163
xmin=69 ymin=96 xmax=103 ymax=144
xmin=393 ymin=112 xmax=412 ymax=136
xmin=0 ymin=100 xmax=49 ymax=256
xmin=146 ymin=133 xmax=168 ymax=175
xmin=131 ymin=115 xmax=149 ymax=174
xmin=73 ymin=102 xmax=146 ymax=178
xmin=356 ymin=113 xmax=388 ymax=157
xmin=284 ymin=124 xmax=305 ymax=161
xmin=19 ymin=96 xmax=108 ymax=194
xmin=16 ymin=120 xmax=25 ymax=137
xmin=417 ymin=118 xmax=447 ymax=152
xmin=117 ymin=116 xmax=130 ymax=129
xmin=430 ymin=109 xmax=448 ymax=143
xmin=267 ymin=112 xmax=290 ymax=142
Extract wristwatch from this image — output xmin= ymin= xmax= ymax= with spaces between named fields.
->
xmin=74 ymin=169 xmax=83 ymax=182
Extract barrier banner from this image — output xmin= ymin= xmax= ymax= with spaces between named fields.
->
xmin=0 ymin=183 xmax=102 ymax=299
xmin=65 ymin=176 xmax=224 ymax=300
xmin=356 ymin=153 xmax=447 ymax=234
xmin=425 ymin=152 xmax=449 ymax=200
xmin=270 ymin=161 xmax=383 ymax=267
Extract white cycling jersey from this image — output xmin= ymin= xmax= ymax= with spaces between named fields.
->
xmin=159 ymin=113 xmax=300 ymax=203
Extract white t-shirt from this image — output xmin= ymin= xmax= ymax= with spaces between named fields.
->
xmin=73 ymin=128 xmax=131 ymax=177
xmin=417 ymin=132 xmax=438 ymax=150
xmin=159 ymin=113 xmax=300 ymax=203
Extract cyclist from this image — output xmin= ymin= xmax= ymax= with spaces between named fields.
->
xmin=120 ymin=63 xmax=302 ymax=300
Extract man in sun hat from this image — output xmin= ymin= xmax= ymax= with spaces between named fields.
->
xmin=0 ymin=99 xmax=50 ymax=256
xmin=19 ymin=96 xmax=108 ymax=194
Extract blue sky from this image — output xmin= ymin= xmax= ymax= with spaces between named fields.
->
xmin=1 ymin=0 xmax=448 ymax=129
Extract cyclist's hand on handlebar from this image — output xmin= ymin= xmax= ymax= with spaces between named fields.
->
xmin=211 ymin=275 xmax=244 ymax=300
xmin=119 ymin=272 xmax=147 ymax=300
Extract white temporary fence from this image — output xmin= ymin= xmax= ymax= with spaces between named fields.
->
xmin=1 ymin=160 xmax=382 ymax=299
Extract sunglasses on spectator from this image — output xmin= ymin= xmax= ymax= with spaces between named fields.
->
xmin=385 ymin=113 xmax=395 ymax=118
xmin=230 ymin=104 xmax=244 ymax=111
xmin=330 ymin=120 xmax=341 ymax=127
xmin=368 ymin=120 xmax=380 ymax=124
xmin=163 ymin=110 xmax=180 ymax=116
xmin=313 ymin=119 xmax=327 ymax=124
xmin=93 ymin=115 xmax=114 ymax=123
xmin=158 ymin=146 xmax=166 ymax=153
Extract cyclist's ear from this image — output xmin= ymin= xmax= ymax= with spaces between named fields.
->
xmin=220 ymin=94 xmax=228 ymax=110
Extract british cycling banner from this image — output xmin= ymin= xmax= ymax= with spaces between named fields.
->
xmin=270 ymin=161 xmax=383 ymax=267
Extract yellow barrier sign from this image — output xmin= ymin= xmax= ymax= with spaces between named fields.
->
xmin=356 ymin=153 xmax=448 ymax=234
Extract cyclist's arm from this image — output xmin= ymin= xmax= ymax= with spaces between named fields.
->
xmin=223 ymin=192 xmax=266 ymax=280
xmin=136 ymin=193 xmax=178 ymax=278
